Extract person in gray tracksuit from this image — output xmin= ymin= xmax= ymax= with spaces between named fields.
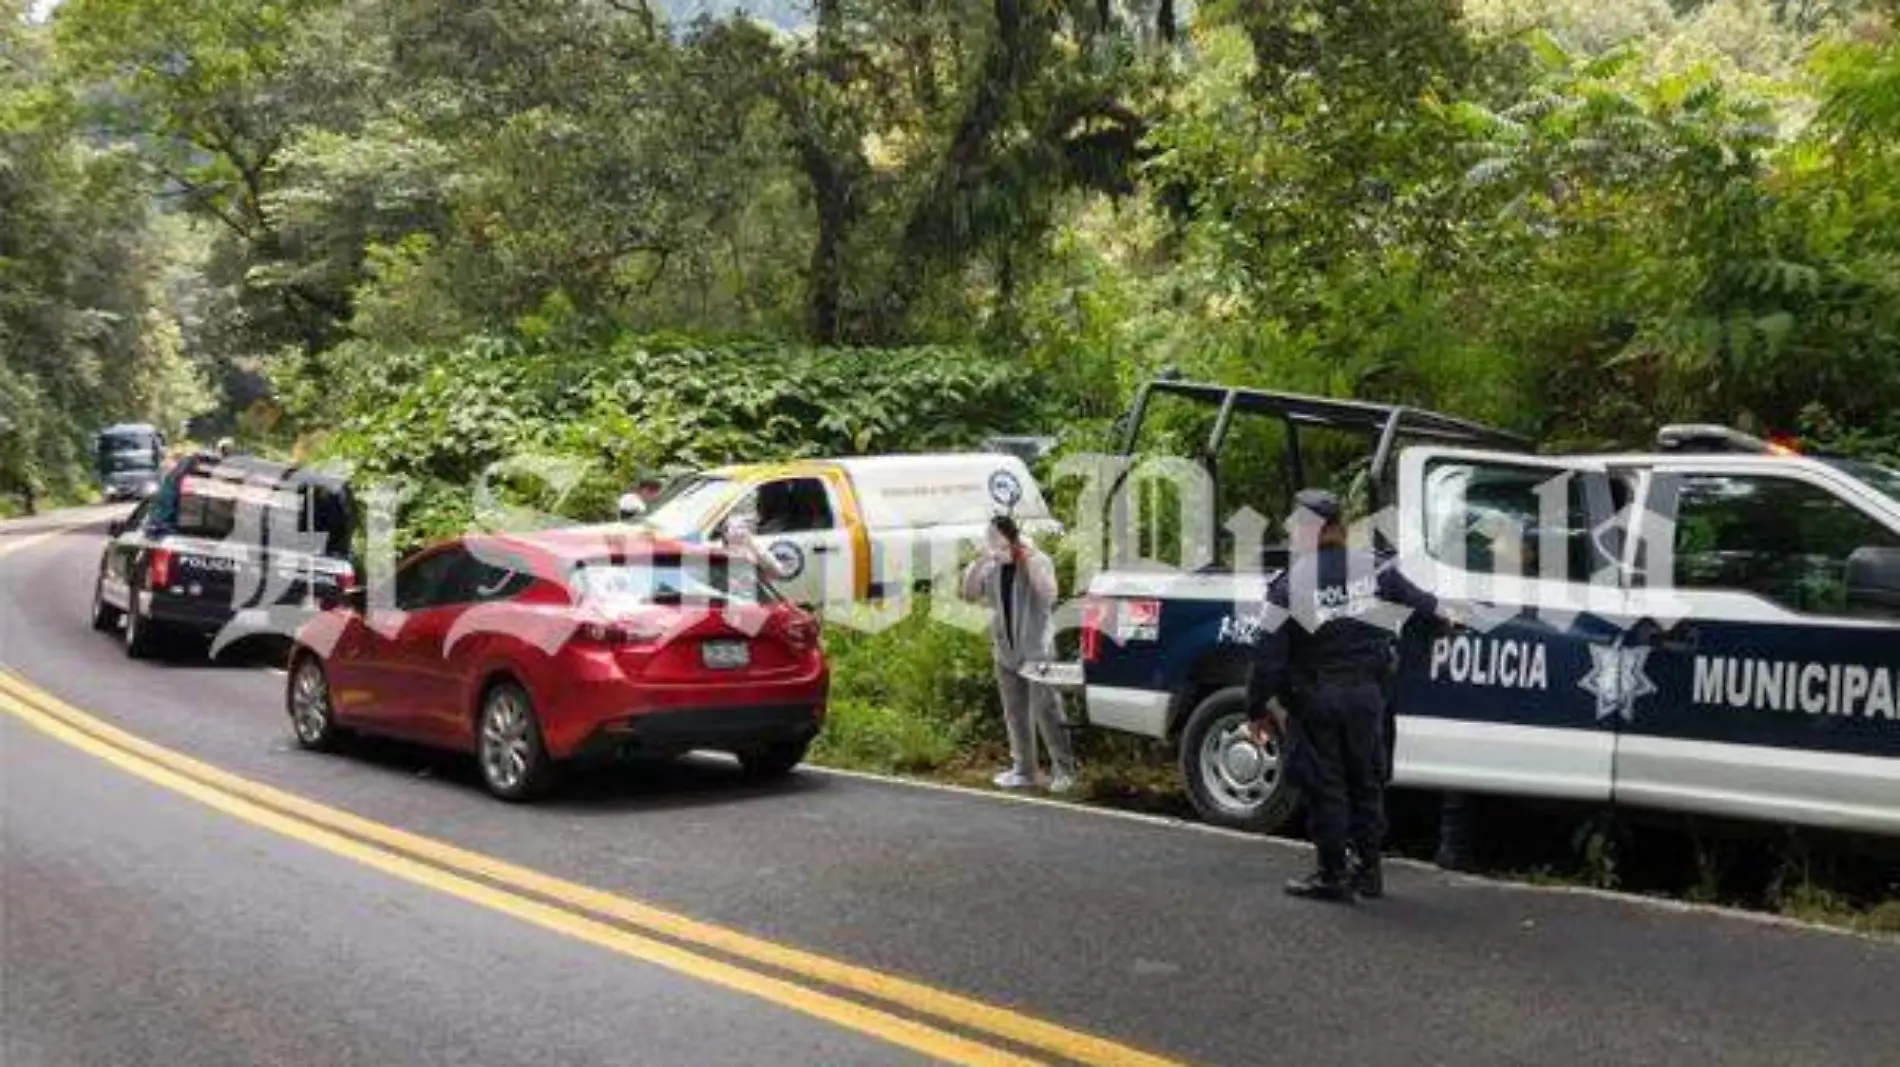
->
xmin=960 ymin=515 xmax=1078 ymax=792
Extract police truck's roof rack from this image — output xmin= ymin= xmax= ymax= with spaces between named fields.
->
xmin=1130 ymin=381 xmax=1529 ymax=446
xmin=1116 ymin=379 xmax=1532 ymax=512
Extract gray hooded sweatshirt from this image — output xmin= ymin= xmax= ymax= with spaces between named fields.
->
xmin=960 ymin=541 xmax=1059 ymax=670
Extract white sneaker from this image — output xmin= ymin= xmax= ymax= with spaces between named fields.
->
xmin=992 ymin=769 xmax=1034 ymax=789
xmin=1047 ymin=771 xmax=1077 ymax=795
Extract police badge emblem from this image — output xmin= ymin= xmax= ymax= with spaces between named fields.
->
xmin=768 ymin=541 xmax=805 ymax=580
xmin=988 ymin=469 xmax=1023 ymax=509
xmin=1579 ymin=638 xmax=1658 ymax=723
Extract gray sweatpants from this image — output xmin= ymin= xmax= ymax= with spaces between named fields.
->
xmin=996 ymin=663 xmax=1076 ymax=777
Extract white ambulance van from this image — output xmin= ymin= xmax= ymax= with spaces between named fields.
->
xmin=625 ymin=454 xmax=1061 ymax=607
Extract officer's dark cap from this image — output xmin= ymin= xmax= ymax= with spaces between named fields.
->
xmin=1290 ymin=488 xmax=1343 ymax=524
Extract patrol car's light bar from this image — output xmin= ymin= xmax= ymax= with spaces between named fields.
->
xmin=1656 ymin=424 xmax=1793 ymax=455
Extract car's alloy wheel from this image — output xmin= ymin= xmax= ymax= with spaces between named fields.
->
xmin=287 ymin=657 xmax=342 ymax=751
xmin=478 ymin=682 xmax=554 ymax=801
xmin=1199 ymin=712 xmax=1275 ymax=812
xmin=1179 ymin=686 xmax=1300 ymax=834
xmin=90 ymin=573 xmax=123 ymax=634
xmin=123 ymin=589 xmax=157 ymax=659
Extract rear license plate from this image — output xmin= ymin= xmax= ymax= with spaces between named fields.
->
xmin=701 ymin=640 xmax=750 ymax=670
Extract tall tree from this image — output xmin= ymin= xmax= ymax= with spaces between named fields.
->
xmin=55 ymin=0 xmax=354 ymax=350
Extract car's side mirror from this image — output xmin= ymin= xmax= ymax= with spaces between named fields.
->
xmin=1846 ymin=546 xmax=1900 ymax=612
xmin=617 ymin=492 xmax=647 ymax=521
xmin=107 ymin=518 xmax=130 ymax=537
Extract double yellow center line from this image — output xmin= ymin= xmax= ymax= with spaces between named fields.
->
xmin=0 ymin=668 xmax=1186 ymax=1067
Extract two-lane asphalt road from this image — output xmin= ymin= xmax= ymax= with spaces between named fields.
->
xmin=5 ymin=513 xmax=1900 ymax=1066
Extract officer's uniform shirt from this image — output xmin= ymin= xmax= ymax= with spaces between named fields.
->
xmin=1246 ymin=546 xmax=1440 ymax=718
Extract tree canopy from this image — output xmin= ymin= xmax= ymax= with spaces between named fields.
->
xmin=6 ymin=0 xmax=1900 ymax=512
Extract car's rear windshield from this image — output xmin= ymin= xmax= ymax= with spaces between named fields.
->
xmin=174 ymin=478 xmax=353 ymax=557
xmin=567 ymin=554 xmax=781 ymax=607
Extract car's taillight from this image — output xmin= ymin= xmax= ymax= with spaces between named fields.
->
xmin=1081 ymin=597 xmax=1108 ymax=662
xmin=336 ymin=565 xmax=356 ymax=593
xmin=1084 ymin=597 xmax=1160 ymax=658
xmin=781 ymin=614 xmax=820 ymax=653
xmin=149 ymin=547 xmax=174 ymax=588
xmin=1122 ymin=598 xmax=1161 ymax=641
xmin=580 ymin=620 xmax=666 ymax=647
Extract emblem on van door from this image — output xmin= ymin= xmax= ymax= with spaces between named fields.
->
xmin=988 ymin=469 xmax=1023 ymax=508
xmin=769 ymin=541 xmax=805 ymax=579
xmin=1580 ymin=639 xmax=1657 ymax=723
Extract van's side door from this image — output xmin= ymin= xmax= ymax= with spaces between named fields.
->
xmin=1392 ymin=448 xmax=1631 ymax=801
xmin=1618 ymin=461 xmax=1900 ymax=833
xmin=749 ymin=476 xmax=855 ymax=608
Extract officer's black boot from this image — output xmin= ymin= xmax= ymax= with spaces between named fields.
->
xmin=1284 ymin=869 xmax=1354 ymax=902
xmin=1285 ymin=844 xmax=1354 ymax=903
xmin=1349 ymin=852 xmax=1384 ymax=899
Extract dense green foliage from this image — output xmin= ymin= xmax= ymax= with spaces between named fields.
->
xmin=0 ymin=0 xmax=212 ymax=509
xmin=17 ymin=0 xmax=1900 ymax=478
xmin=7 ymin=1 xmax=1899 ymax=536
xmin=286 ymin=325 xmax=1030 ymax=548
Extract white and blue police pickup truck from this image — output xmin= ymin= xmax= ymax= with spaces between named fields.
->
xmin=1052 ymin=380 xmax=1900 ymax=839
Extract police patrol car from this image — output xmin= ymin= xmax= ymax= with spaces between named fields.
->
xmin=1061 ymin=380 xmax=1900 ymax=838
xmin=93 ymin=454 xmax=357 ymax=659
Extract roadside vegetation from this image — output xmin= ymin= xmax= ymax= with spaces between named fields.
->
xmin=6 ymin=0 xmax=1900 ymax=928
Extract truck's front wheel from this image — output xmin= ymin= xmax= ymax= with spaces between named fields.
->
xmin=1179 ymin=687 xmax=1299 ymax=834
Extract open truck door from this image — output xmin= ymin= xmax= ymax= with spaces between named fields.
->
xmin=1392 ymin=447 xmax=1633 ymax=802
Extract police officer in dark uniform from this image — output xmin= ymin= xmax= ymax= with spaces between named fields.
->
xmin=1245 ymin=489 xmax=1460 ymax=902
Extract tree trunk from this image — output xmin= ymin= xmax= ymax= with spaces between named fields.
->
xmin=808 ymin=168 xmax=848 ymax=344
xmin=803 ymin=0 xmax=852 ymax=343
xmin=886 ymin=0 xmax=1040 ymax=321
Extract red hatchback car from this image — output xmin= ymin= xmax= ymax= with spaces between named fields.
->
xmin=285 ymin=527 xmax=828 ymax=800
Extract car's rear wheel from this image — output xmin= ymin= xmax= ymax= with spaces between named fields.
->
xmin=477 ymin=681 xmax=556 ymax=802
xmin=90 ymin=571 xmax=123 ymax=634
xmin=1179 ymin=686 xmax=1300 ymax=834
xmin=287 ymin=655 xmax=346 ymax=752
xmin=738 ymin=738 xmax=811 ymax=779
xmin=123 ymin=589 xmax=160 ymax=659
